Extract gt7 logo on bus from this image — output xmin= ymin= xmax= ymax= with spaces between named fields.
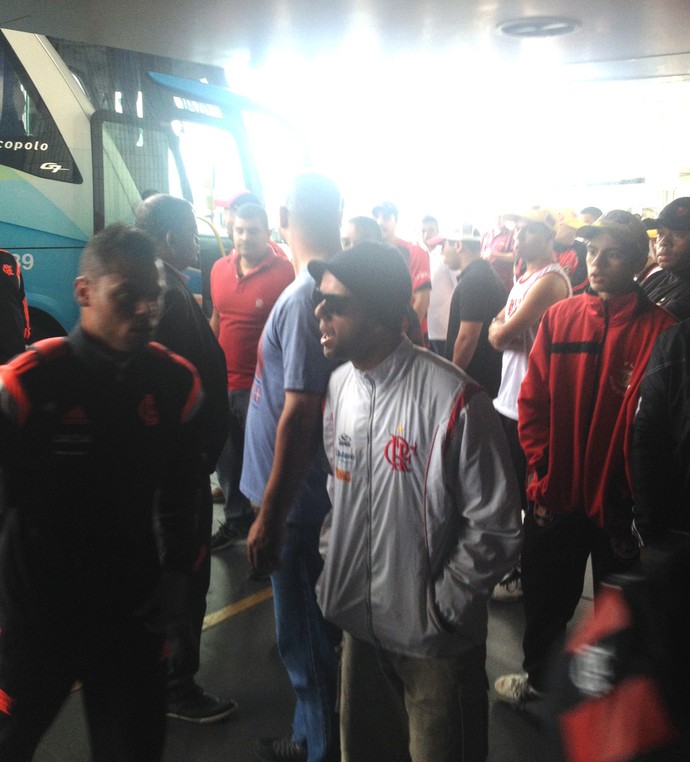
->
xmin=40 ymin=162 xmax=68 ymax=173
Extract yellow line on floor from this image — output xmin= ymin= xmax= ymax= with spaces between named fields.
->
xmin=202 ymin=587 xmax=274 ymax=630
xmin=68 ymin=590 xmax=272 ymax=694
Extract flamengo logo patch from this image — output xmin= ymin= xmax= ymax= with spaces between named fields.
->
xmin=138 ymin=394 xmax=160 ymax=426
xmin=384 ymin=428 xmax=417 ymax=472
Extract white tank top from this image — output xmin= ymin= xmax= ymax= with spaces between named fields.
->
xmin=493 ymin=262 xmax=571 ymax=420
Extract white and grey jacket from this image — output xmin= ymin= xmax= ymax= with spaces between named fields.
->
xmin=316 ymin=337 xmax=522 ymax=658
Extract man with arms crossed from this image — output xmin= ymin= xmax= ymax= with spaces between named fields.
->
xmin=242 ymin=173 xmax=343 ymax=762
xmin=312 ymin=242 xmax=522 ymax=762
xmin=488 ymin=209 xmax=571 ymax=600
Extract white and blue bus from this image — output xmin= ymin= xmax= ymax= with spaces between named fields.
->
xmin=0 ymin=29 xmax=297 ymax=337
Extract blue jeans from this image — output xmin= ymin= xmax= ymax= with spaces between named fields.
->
xmin=271 ymin=524 xmax=341 ymax=762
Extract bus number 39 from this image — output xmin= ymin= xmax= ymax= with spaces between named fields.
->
xmin=12 ymin=253 xmax=35 ymax=270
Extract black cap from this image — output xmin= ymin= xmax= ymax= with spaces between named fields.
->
xmin=651 ymin=197 xmax=690 ymax=232
xmin=308 ymin=242 xmax=412 ymax=331
xmin=372 ymin=201 xmax=398 ymax=218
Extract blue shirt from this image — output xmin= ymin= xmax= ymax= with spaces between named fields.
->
xmin=241 ymin=269 xmax=335 ymax=524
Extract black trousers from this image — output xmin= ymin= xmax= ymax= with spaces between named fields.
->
xmin=0 ymin=616 xmax=167 ymax=761
xmin=498 ymin=414 xmax=527 ymax=513
xmin=521 ymin=506 xmax=638 ymax=691
xmin=165 ymin=476 xmax=212 ymax=690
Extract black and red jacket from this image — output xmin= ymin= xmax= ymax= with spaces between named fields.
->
xmin=0 ymin=250 xmax=30 ymax=363
xmin=0 ymin=327 xmax=203 ymax=627
xmin=518 ymin=288 xmax=676 ymax=537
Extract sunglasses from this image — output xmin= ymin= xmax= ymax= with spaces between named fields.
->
xmin=312 ymin=288 xmax=358 ymax=316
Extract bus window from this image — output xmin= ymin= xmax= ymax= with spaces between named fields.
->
xmin=172 ymin=118 xmax=246 ymax=229
xmin=0 ymin=33 xmax=82 ymax=183
xmin=243 ymin=110 xmax=310 ymax=222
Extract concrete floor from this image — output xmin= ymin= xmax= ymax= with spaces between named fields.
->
xmin=35 ymin=499 xmax=594 ymax=762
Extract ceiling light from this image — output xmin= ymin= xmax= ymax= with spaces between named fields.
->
xmin=497 ymin=17 xmax=581 ymax=38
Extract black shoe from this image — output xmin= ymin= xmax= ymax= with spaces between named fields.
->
xmin=166 ymin=683 xmax=238 ymax=724
xmin=210 ymin=521 xmax=247 ymax=551
xmin=254 ymin=736 xmax=307 ymax=762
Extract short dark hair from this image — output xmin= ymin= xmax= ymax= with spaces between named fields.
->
xmin=228 ymin=190 xmax=260 ymax=210
xmin=80 ymin=223 xmax=156 ymax=278
xmin=234 ymin=202 xmax=269 ymax=230
xmin=348 ymin=216 xmax=382 ymax=243
xmin=580 ymin=206 xmax=602 ymax=220
xmin=135 ymin=194 xmax=194 ymax=241
xmin=421 ymin=215 xmax=438 ymax=226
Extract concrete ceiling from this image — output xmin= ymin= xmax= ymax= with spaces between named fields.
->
xmin=2 ymin=0 xmax=690 ymax=82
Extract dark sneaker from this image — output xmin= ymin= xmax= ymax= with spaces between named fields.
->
xmin=254 ymin=736 xmax=307 ymax=762
xmin=210 ymin=521 xmax=247 ymax=551
xmin=166 ymin=683 xmax=238 ymax=724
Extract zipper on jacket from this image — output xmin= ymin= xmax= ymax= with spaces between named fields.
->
xmin=585 ymin=299 xmax=609 ymax=437
xmin=363 ymin=373 xmax=383 ymax=649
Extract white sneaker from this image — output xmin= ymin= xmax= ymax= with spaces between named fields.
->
xmin=494 ymin=673 xmax=543 ymax=706
xmin=491 ymin=567 xmax=523 ymax=601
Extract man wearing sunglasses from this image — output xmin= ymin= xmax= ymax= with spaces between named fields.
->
xmin=310 ymin=242 xmax=522 ymax=762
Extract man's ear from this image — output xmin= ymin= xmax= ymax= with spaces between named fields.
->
xmin=74 ymin=276 xmax=90 ymax=306
xmin=165 ymin=229 xmax=177 ymax=252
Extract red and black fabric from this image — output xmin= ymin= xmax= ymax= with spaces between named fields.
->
xmin=0 ymin=250 xmax=30 ymax=363
xmin=548 ymin=543 xmax=690 ymax=762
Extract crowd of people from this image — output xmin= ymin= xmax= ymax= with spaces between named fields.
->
xmin=0 ymin=176 xmax=688 ymax=761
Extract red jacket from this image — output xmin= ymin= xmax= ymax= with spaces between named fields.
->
xmin=518 ymin=288 xmax=676 ymax=537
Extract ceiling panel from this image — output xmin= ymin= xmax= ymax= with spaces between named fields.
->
xmin=2 ymin=0 xmax=690 ymax=80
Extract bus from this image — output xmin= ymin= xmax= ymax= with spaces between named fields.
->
xmin=0 ymin=29 xmax=296 ymax=338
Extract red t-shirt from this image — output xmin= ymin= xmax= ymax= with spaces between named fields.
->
xmin=210 ymin=249 xmax=295 ymax=390
xmin=395 ymin=238 xmax=431 ymax=293
xmin=395 ymin=238 xmax=431 ymax=339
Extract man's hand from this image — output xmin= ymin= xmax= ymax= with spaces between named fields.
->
xmin=245 ymin=390 xmax=325 ymax=575
xmin=247 ymin=511 xmax=285 ymax=575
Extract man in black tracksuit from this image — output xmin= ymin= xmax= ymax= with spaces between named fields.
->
xmin=0 ymin=224 xmax=203 ymax=760
xmin=135 ymin=194 xmax=234 ymax=722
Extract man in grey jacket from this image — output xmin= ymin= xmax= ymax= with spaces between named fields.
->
xmin=310 ymin=242 xmax=522 ymax=762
